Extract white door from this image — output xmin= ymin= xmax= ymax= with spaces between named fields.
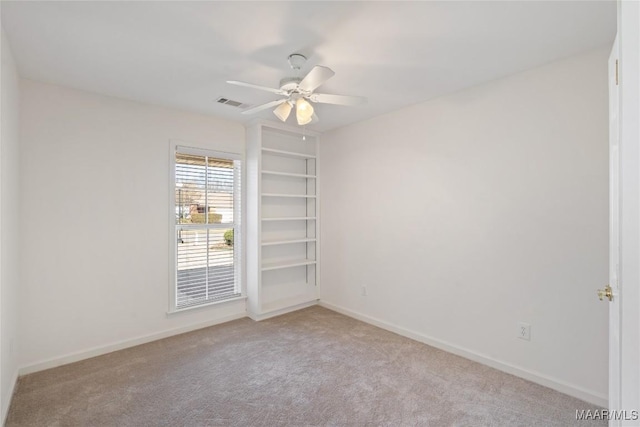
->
xmin=607 ymin=35 xmax=621 ymax=424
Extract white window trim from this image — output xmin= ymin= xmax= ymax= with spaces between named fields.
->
xmin=168 ymin=140 xmax=246 ymax=314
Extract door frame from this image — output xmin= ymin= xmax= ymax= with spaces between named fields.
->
xmin=615 ymin=0 xmax=640 ymax=424
xmin=608 ymin=34 xmax=621 ymax=423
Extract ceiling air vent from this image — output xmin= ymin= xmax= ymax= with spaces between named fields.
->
xmin=216 ymin=97 xmax=248 ymax=108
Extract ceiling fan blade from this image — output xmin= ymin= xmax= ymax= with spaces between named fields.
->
xmin=310 ymin=113 xmax=320 ymax=124
xmin=227 ymin=80 xmax=286 ymax=95
xmin=241 ymin=99 xmax=287 ymax=115
xmin=309 ymin=93 xmax=367 ymax=106
xmin=299 ymin=66 xmax=335 ymax=92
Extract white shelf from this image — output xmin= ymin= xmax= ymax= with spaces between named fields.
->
xmin=262 ymin=238 xmax=317 ymax=246
xmin=262 ymin=170 xmax=316 ymax=179
xmin=262 ymin=258 xmax=317 ymax=271
xmin=262 ymin=193 xmax=317 ymax=198
xmin=261 ymin=295 xmax=319 ymax=315
xmin=262 ymin=216 xmax=316 ymax=221
xmin=262 ymin=148 xmax=317 ymax=159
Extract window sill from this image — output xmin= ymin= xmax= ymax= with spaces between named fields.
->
xmin=167 ymin=295 xmax=247 ymax=316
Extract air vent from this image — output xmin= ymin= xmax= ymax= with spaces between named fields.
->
xmin=216 ymin=97 xmax=249 ymax=108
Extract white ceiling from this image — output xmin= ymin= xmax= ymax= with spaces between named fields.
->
xmin=1 ymin=1 xmax=616 ymax=132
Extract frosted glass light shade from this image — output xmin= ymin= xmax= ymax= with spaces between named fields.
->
xmin=296 ymin=98 xmax=314 ymax=125
xmin=273 ymin=102 xmax=292 ymax=122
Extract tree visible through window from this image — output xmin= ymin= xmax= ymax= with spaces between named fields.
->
xmin=174 ymin=150 xmax=242 ymax=310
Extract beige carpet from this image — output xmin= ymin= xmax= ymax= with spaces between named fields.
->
xmin=7 ymin=306 xmax=605 ymax=426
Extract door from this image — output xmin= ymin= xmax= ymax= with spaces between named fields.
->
xmin=607 ymin=35 xmax=621 ymax=422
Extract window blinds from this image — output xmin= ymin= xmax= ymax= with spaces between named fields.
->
xmin=175 ymin=151 xmax=241 ymax=309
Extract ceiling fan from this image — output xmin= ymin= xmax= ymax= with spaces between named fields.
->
xmin=227 ymin=54 xmax=366 ymax=125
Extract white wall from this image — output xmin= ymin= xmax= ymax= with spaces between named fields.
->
xmin=1 ymin=28 xmax=21 ymax=421
xmin=19 ymin=80 xmax=246 ymax=371
xmin=320 ymin=48 xmax=610 ymax=405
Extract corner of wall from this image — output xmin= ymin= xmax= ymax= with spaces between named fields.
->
xmin=0 ymin=25 xmax=22 ymax=423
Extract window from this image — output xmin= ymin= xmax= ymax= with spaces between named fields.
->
xmin=172 ymin=146 xmax=242 ymax=310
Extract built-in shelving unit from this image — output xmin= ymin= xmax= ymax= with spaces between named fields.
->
xmin=246 ymin=121 xmax=320 ymax=320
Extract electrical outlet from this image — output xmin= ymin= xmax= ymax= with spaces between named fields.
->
xmin=518 ymin=322 xmax=531 ymax=341
xmin=361 ymin=286 xmax=367 ymax=296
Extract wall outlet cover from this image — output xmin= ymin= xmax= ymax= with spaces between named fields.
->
xmin=518 ymin=322 xmax=531 ymax=341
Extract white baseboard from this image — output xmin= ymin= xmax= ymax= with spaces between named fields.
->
xmin=319 ymin=301 xmax=607 ymax=408
xmin=20 ymin=300 xmax=318 ymax=375
xmin=19 ymin=312 xmax=247 ymax=375
xmin=16 ymin=300 xmax=607 ymax=408
xmin=2 ymin=369 xmax=19 ymax=425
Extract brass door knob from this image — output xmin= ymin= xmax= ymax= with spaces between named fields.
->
xmin=597 ymin=285 xmax=613 ymax=302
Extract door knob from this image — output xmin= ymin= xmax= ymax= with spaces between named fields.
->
xmin=597 ymin=285 xmax=613 ymax=302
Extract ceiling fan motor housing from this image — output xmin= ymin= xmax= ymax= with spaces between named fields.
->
xmin=279 ymin=77 xmax=302 ymax=92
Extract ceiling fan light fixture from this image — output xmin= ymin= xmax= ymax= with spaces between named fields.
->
xmin=227 ymin=53 xmax=365 ymax=126
xmin=296 ymin=98 xmax=314 ymax=125
xmin=273 ymin=101 xmax=292 ymax=122
xmin=297 ymin=115 xmax=313 ymax=126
